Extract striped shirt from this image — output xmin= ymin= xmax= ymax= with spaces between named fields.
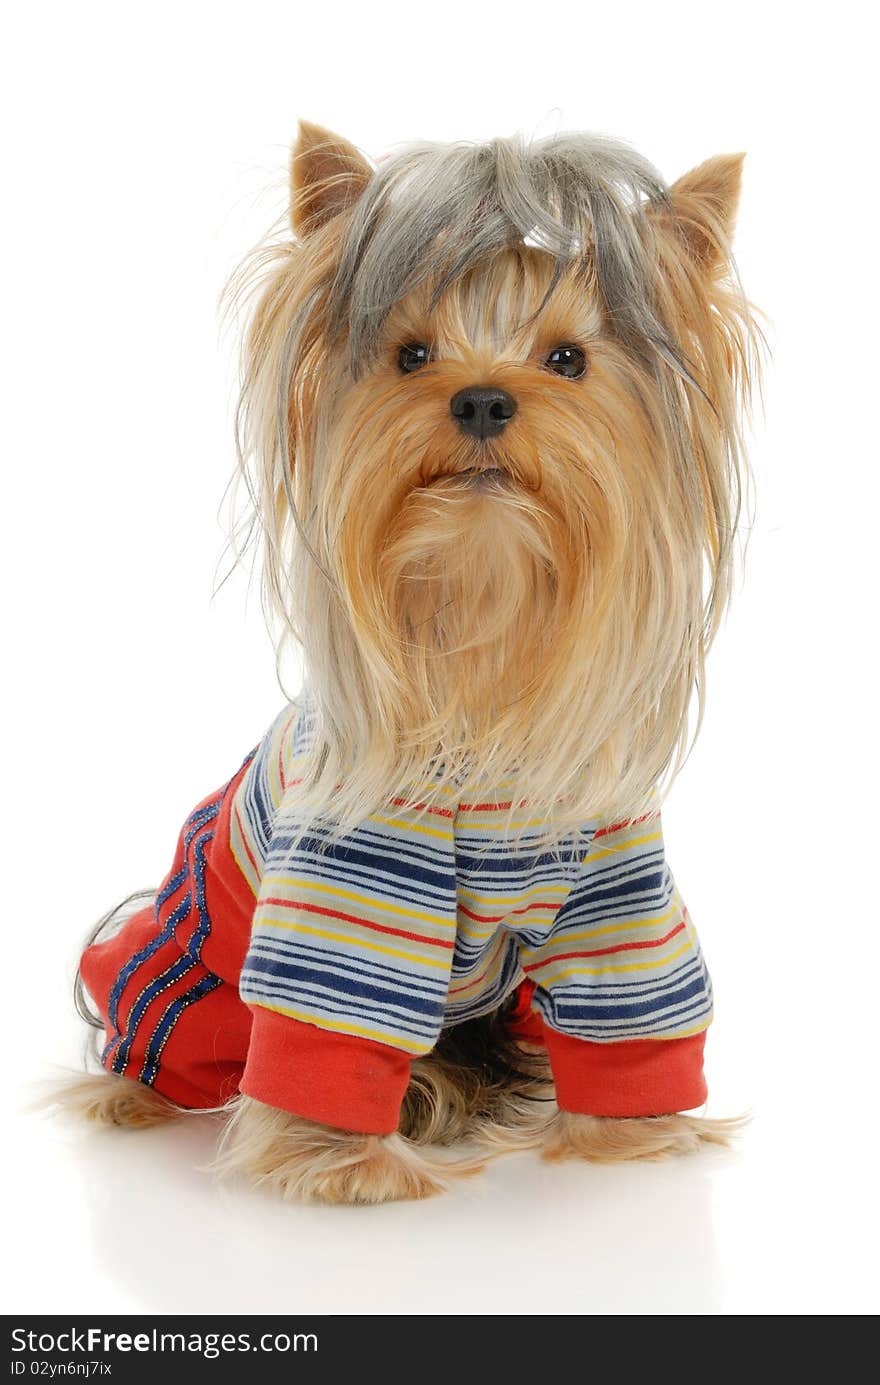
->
xmin=232 ymin=702 xmax=713 ymax=1056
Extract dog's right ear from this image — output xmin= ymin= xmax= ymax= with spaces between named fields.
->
xmin=291 ymin=121 xmax=373 ymax=237
xmin=665 ymin=154 xmax=745 ymax=275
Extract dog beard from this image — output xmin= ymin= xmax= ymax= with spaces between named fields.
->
xmin=377 ymin=473 xmax=564 ymax=751
xmin=314 ymin=388 xmax=666 ymax=837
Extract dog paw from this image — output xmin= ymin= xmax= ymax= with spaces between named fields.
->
xmin=293 ymin=1132 xmax=448 ymax=1205
xmin=212 ymin=1096 xmax=484 ymax=1205
xmin=541 ymin=1110 xmax=743 ymax=1164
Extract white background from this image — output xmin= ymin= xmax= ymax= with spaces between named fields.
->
xmin=4 ymin=0 xmax=878 ymax=1316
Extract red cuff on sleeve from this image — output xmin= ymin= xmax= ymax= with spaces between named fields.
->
xmin=240 ymin=1007 xmax=412 ymax=1135
xmin=542 ymin=1026 xmax=708 ymax=1117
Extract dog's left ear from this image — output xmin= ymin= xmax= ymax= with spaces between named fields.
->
xmin=662 ymin=153 xmax=745 ymax=273
xmin=291 ymin=120 xmax=373 ymax=238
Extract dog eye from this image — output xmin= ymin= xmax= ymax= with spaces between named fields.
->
xmin=545 ymin=345 xmax=587 ymax=379
xmin=398 ymin=343 xmax=431 ymax=373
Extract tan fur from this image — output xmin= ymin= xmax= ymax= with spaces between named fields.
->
xmin=210 ymin=1094 xmax=484 ymax=1205
xmin=41 ymin=1072 xmax=182 ymax=1129
xmin=541 ymin=1110 xmax=745 ymax=1163
xmin=665 ymin=153 xmax=745 ymax=269
xmin=228 ymin=128 xmax=761 ymax=844
xmin=401 ymin=1041 xmax=554 ymax=1146
xmin=290 ymin=120 xmax=372 ymax=237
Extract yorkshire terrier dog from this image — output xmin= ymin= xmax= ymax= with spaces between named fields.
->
xmin=57 ymin=122 xmax=760 ymax=1204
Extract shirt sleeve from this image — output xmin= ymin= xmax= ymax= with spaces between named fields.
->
xmin=237 ymin=798 xmax=459 ymax=1133
xmin=518 ymin=812 xmax=713 ymax=1116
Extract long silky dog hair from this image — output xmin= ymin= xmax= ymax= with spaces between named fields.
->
xmin=228 ymin=125 xmax=760 ymax=845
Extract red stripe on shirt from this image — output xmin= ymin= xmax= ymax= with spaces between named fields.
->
xmin=448 ymin=954 xmax=502 ymax=996
xmin=260 ymin=897 xmax=455 ymax=950
xmin=521 ymin=920 xmax=686 ymax=972
xmin=593 ymin=812 xmax=656 ymax=840
xmin=458 ymin=899 xmax=564 ymax=926
xmin=388 ymin=797 xmax=455 ymax=820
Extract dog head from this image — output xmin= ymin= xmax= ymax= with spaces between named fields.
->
xmin=233 ymin=122 xmax=760 ymax=834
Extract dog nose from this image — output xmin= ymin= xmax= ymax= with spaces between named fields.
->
xmin=450 ymin=387 xmax=517 ymax=439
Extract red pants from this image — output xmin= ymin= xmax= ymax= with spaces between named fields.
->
xmin=80 ymin=764 xmax=259 ymax=1110
xmin=81 ymin=902 xmax=253 ymax=1109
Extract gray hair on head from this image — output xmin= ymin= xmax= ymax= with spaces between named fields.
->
xmin=327 ymin=131 xmax=683 ymax=376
